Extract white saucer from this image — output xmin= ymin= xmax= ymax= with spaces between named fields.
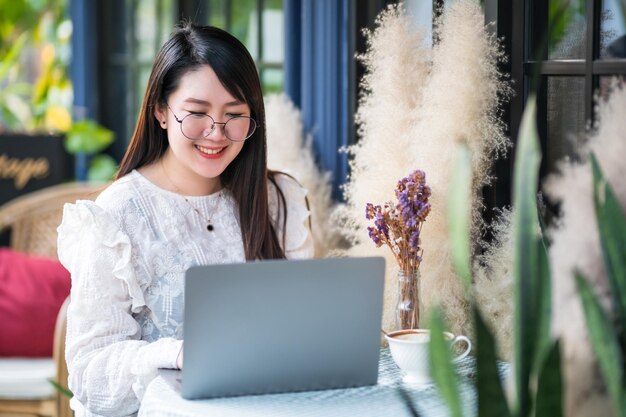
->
xmin=402 ymin=374 xmax=433 ymax=386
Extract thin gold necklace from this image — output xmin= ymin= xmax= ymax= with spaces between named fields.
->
xmin=160 ymin=161 xmax=222 ymax=232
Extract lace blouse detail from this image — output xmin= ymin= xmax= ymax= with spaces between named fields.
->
xmin=57 ymin=170 xmax=314 ymax=416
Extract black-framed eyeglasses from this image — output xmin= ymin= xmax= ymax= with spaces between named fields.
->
xmin=167 ymin=105 xmax=257 ymax=142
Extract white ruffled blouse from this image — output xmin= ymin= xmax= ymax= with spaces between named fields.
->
xmin=57 ymin=170 xmax=314 ymax=417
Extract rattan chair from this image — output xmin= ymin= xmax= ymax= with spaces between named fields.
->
xmin=0 ymin=182 xmax=104 ymax=417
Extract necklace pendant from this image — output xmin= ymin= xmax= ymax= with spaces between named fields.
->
xmin=207 ymin=223 xmax=214 ymax=232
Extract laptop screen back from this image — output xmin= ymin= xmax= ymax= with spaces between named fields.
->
xmin=181 ymin=257 xmax=385 ymax=399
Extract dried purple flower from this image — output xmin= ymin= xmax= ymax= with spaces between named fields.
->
xmin=365 ymin=169 xmax=431 ymax=275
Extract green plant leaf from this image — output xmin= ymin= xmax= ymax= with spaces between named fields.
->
xmin=48 ymin=379 xmax=73 ymax=398
xmin=0 ymin=31 xmax=29 ymax=82
xmin=0 ymin=106 xmax=21 ymax=130
xmin=576 ymin=272 xmax=625 ymax=417
xmin=0 ymin=92 xmax=32 ymax=130
xmin=535 ymin=340 xmax=563 ymax=417
xmin=512 ymin=94 xmax=542 ymax=417
xmin=528 ymin=0 xmax=573 ymax=94
xmin=448 ymin=144 xmax=472 ymax=292
xmin=87 ymin=154 xmax=118 ymax=182
xmin=474 ymin=305 xmax=511 ymax=417
xmin=548 ymin=0 xmax=574 ymax=53
xmin=65 ymin=120 xmax=114 ymax=155
xmin=590 ymin=153 xmax=626 ymax=344
xmin=429 ymin=307 xmax=462 ymax=417
xmin=1 ymin=81 xmax=32 ymax=95
xmin=534 ymin=236 xmax=552 ymax=375
xmin=0 ymin=0 xmax=37 ymax=39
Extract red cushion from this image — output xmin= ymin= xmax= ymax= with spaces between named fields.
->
xmin=0 ymin=248 xmax=70 ymax=357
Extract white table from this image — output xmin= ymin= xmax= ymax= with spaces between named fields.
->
xmin=138 ymin=349 xmax=508 ymax=417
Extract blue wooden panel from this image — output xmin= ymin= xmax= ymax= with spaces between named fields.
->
xmin=69 ymin=0 xmax=99 ymax=121
xmin=69 ymin=0 xmax=101 ymax=180
xmin=283 ymin=0 xmax=302 ymax=108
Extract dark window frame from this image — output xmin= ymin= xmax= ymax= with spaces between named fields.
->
xmin=484 ymin=0 xmax=626 ymax=214
xmin=95 ymin=0 xmax=175 ymax=161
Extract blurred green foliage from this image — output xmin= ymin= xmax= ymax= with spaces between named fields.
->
xmin=0 ymin=0 xmax=117 ymax=181
xmin=431 ymin=95 xmax=564 ymax=417
xmin=576 ymin=154 xmax=626 ymax=417
xmin=65 ymin=120 xmax=114 ymax=155
xmin=432 ymin=93 xmax=626 ymax=417
xmin=64 ymin=119 xmax=117 ymax=181
xmin=0 ymin=0 xmax=72 ymax=133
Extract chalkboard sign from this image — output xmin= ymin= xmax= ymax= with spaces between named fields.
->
xmin=0 ymin=134 xmax=73 ymax=207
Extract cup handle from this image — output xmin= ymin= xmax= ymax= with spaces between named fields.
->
xmin=451 ymin=335 xmax=472 ymax=363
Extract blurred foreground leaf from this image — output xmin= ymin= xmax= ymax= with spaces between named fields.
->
xmin=535 ymin=340 xmax=563 ymax=417
xmin=448 ymin=144 xmax=472 ymax=291
xmin=576 ymin=271 xmax=625 ymax=416
xmin=429 ymin=308 xmax=462 ymax=417
xmin=512 ymin=95 xmax=541 ymax=417
xmin=475 ymin=306 xmax=511 ymax=417
xmin=591 ymin=154 xmax=626 ymax=338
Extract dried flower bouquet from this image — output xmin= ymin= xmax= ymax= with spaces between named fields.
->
xmin=366 ymin=169 xmax=431 ymax=329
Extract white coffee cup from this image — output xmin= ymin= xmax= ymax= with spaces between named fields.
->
xmin=385 ymin=329 xmax=472 ymax=384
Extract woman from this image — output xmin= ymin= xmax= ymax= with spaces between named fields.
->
xmin=58 ymin=23 xmax=313 ymax=416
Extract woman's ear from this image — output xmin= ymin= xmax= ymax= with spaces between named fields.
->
xmin=154 ymin=105 xmax=167 ymax=129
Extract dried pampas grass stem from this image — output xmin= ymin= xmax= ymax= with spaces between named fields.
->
xmin=336 ymin=1 xmax=513 ymax=337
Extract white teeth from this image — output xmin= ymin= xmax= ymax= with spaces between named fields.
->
xmin=195 ymin=145 xmax=224 ymax=155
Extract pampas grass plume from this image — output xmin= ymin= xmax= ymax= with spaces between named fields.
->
xmin=335 ymin=4 xmax=432 ymax=332
xmin=337 ymin=0 xmax=513 ymax=336
xmin=474 ymin=207 xmax=514 ymax=359
xmin=405 ymin=0 xmax=512 ymax=337
xmin=545 ymin=83 xmax=626 ymax=417
xmin=265 ymin=93 xmax=342 ymax=257
xmin=342 ymin=3 xmax=431 ymax=226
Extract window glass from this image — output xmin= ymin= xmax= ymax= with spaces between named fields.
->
xmin=138 ymin=66 xmax=153 ymax=111
xmin=131 ymin=0 xmax=175 ymax=139
xmin=600 ymin=0 xmax=626 ymax=58
xmin=137 ymin=1 xmax=159 ymax=61
xmin=159 ymin=0 xmax=175 ymax=43
xmin=231 ymin=0 xmax=256 ymax=54
xmin=547 ymin=0 xmax=587 ymax=59
xmin=207 ymin=0 xmax=284 ymax=93
xmin=249 ymin=7 xmax=284 ymax=64
xmin=546 ymin=77 xmax=586 ymax=171
xmin=261 ymin=68 xmax=283 ymax=94
xmin=405 ymin=0 xmax=434 ymax=47
xmin=599 ymin=75 xmax=626 ymax=100
xmin=208 ymin=0 xmax=227 ymax=29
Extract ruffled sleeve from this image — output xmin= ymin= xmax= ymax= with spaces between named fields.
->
xmin=269 ymin=174 xmax=314 ymax=260
xmin=57 ymin=200 xmax=182 ymax=417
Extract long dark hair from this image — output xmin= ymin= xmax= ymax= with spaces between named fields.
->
xmin=117 ymin=22 xmax=286 ymax=260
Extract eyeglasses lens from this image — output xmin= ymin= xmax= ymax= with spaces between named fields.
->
xmin=181 ymin=115 xmax=256 ymax=142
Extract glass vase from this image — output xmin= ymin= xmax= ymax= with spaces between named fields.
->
xmin=396 ymin=269 xmax=421 ymax=330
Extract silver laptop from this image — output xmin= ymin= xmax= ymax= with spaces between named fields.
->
xmin=167 ymin=256 xmax=385 ymax=400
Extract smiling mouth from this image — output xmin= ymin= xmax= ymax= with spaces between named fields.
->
xmin=195 ymin=144 xmax=225 ymax=155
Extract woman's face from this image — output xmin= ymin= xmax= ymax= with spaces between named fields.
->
xmin=156 ymin=65 xmax=249 ymax=191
